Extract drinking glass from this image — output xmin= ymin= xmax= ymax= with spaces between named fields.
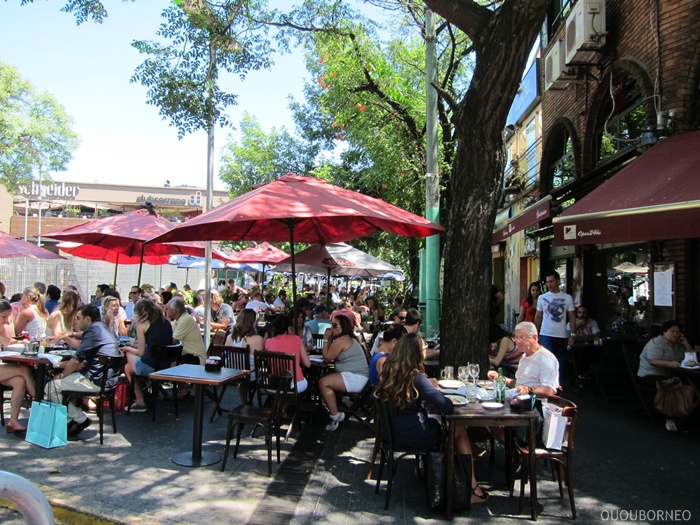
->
xmin=468 ymin=363 xmax=480 ymax=383
xmin=458 ymin=366 xmax=469 ymax=383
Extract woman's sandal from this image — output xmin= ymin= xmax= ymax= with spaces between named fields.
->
xmin=471 ymin=486 xmax=489 ymax=504
xmin=6 ymin=424 xmax=27 ymax=438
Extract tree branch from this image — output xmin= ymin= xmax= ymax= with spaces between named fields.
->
xmin=423 ymin=0 xmax=493 ymax=48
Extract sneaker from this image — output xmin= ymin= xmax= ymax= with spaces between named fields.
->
xmin=130 ymin=403 xmax=147 ymax=413
xmin=665 ymin=419 xmax=678 ymax=432
xmin=325 ymin=411 xmax=345 ymax=432
xmin=68 ymin=417 xmax=92 ymax=437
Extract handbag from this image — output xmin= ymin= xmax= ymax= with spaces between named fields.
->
xmin=25 ymin=400 xmax=68 ymax=449
xmin=425 ymin=452 xmax=472 ymax=511
xmin=542 ymin=401 xmax=568 ymax=450
xmin=654 ymin=377 xmax=695 ymax=418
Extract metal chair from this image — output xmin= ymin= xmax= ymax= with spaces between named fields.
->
xmin=127 ymin=342 xmax=183 ymax=421
xmin=621 ymin=344 xmax=657 ymax=422
xmin=510 ymin=395 xmax=578 ymax=519
xmin=207 ymin=344 xmax=252 ymax=422
xmin=0 ymin=383 xmax=12 ymax=427
xmin=221 ymin=370 xmax=293 ymax=477
xmin=61 ymin=353 xmax=125 ymax=444
xmin=337 ymin=337 xmax=374 ymax=432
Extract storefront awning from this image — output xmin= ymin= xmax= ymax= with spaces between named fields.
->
xmin=491 ymin=196 xmax=551 ymax=245
xmin=553 ymin=130 xmax=700 ymax=245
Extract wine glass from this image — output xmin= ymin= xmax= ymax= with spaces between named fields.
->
xmin=468 ymin=363 xmax=480 ymax=384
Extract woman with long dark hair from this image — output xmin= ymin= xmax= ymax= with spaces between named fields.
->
xmin=517 ymin=281 xmax=542 ymax=324
xmin=377 ymin=333 xmax=488 ymax=503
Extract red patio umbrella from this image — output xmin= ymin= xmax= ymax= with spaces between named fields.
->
xmin=229 ymin=242 xmax=289 ymax=265
xmin=0 ymin=230 xmax=64 ymax=260
xmin=150 ymin=174 xmax=444 ymax=311
xmin=42 ymin=208 xmax=236 ymax=284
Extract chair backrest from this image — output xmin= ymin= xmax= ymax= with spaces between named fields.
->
xmin=356 ymin=335 xmax=371 ymax=365
xmin=311 ymin=334 xmax=325 ymax=352
xmin=543 ymin=395 xmax=578 ymax=451
xmin=269 ymin=371 xmax=294 ymax=420
xmin=96 ymin=353 xmax=126 ymax=393
xmin=212 ymin=345 xmax=251 ymax=371
xmin=254 ymin=350 xmax=297 ymax=405
xmin=151 ymin=342 xmax=183 ymax=371
xmin=621 ymin=344 xmax=642 ymax=383
xmin=375 ymin=394 xmax=401 ymax=450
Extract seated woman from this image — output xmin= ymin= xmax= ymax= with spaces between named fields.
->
xmin=488 ymin=321 xmax=522 ymax=377
xmin=46 ymin=290 xmax=80 ymax=340
xmin=369 ymin=324 xmax=407 ymax=388
xmin=637 ymin=319 xmax=693 ymax=432
xmin=102 ymin=295 xmax=128 ymax=339
xmin=376 ymin=333 xmax=488 ymax=503
xmin=0 ymin=300 xmax=36 ymax=436
xmin=319 ymin=314 xmax=369 ymax=431
xmin=123 ymin=299 xmax=174 ymax=413
xmin=14 ymin=287 xmax=48 ymax=341
xmin=290 ymin=309 xmax=313 ymax=353
xmin=225 ymin=309 xmax=264 ymax=404
xmin=264 ymin=314 xmax=311 ymax=394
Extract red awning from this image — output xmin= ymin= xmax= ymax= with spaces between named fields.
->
xmin=553 ymin=131 xmax=700 ymax=245
xmin=492 ymin=196 xmax=551 ymax=245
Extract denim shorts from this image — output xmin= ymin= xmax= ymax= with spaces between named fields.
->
xmin=134 ymin=358 xmax=155 ymax=376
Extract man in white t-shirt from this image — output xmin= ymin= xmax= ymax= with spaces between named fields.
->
xmin=245 ymin=292 xmax=275 ymax=313
xmin=567 ymin=305 xmax=601 ymax=340
xmin=534 ymin=270 xmax=576 ymax=380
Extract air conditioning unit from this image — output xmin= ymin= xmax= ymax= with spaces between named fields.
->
xmin=565 ymin=0 xmax=606 ymax=66
xmin=544 ymin=39 xmax=573 ymax=91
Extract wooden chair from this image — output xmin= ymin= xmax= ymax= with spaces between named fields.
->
xmin=374 ymin=395 xmax=434 ymax=509
xmin=337 ymin=337 xmax=374 ymax=432
xmin=207 ymin=344 xmax=252 ymax=422
xmin=127 ymin=342 xmax=183 ymax=421
xmin=254 ymin=350 xmax=299 ymax=439
xmin=61 ymin=353 xmax=125 ymax=444
xmin=221 ymin=370 xmax=292 ymax=477
xmin=510 ymin=395 xmax=578 ymax=519
xmin=311 ymin=333 xmax=325 ymax=353
xmin=0 ymin=384 xmax=12 ymax=427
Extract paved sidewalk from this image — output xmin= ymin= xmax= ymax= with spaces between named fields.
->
xmin=1 ymin=385 xmax=700 ymax=524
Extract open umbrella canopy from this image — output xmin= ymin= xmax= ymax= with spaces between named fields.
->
xmin=57 ymin=242 xmax=171 ymax=265
xmin=151 ymin=174 xmax=445 ymax=245
xmin=274 ymin=243 xmax=400 ymax=278
xmin=0 ymin=230 xmax=64 ymax=260
xmin=168 ymin=255 xmax=227 ymax=269
xmin=229 ymin=242 xmax=288 ymax=265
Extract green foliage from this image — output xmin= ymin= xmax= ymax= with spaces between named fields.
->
xmin=218 ymin=113 xmax=318 ymax=197
xmin=140 ymin=283 xmax=154 ymax=293
xmin=0 ymin=61 xmax=80 ymax=192
xmin=182 ymin=288 xmax=195 ymax=306
xmin=131 ymin=1 xmax=274 ymax=139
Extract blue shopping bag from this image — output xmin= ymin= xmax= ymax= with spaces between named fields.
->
xmin=25 ymin=400 xmax=68 ymax=449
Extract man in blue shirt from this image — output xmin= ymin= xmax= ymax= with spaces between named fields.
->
xmin=46 ymin=305 xmax=122 ymax=437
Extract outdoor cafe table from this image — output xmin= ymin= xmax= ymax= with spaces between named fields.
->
xmin=676 ymin=366 xmax=700 ymax=412
xmin=445 ymin=401 xmax=539 ymax=520
xmin=0 ymin=351 xmax=70 ymax=402
xmin=149 ymin=364 xmax=249 ymax=467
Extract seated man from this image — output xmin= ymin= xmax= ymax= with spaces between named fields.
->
xmin=567 ymin=305 xmax=601 ymax=341
xmin=487 ymin=321 xmax=559 ymax=442
xmin=45 ymin=304 xmax=122 ymax=437
xmin=305 ymin=304 xmax=332 ymax=335
xmin=245 ymin=291 xmax=275 ymax=314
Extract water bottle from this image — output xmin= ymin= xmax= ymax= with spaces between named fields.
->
xmin=496 ymin=367 xmax=506 ymax=404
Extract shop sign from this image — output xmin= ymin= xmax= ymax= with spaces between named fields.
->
xmin=135 ymin=190 xmax=203 ymax=207
xmin=18 ymin=181 xmax=80 ymax=199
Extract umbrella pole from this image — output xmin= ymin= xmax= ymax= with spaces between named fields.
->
xmin=327 ymin=267 xmax=332 ymax=310
xmin=137 ymin=245 xmax=145 ymax=287
xmin=288 ymin=222 xmax=297 ymax=333
xmin=113 ymin=253 xmax=119 ymax=287
xmin=185 ymin=268 xmax=189 ymax=286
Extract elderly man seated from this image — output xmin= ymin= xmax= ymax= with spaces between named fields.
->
xmin=487 ymin=321 xmax=559 ymax=442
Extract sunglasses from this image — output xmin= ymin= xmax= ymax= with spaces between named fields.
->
xmin=397 ymin=316 xmax=406 ymax=321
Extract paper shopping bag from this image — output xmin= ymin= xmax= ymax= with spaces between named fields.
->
xmin=26 ymin=400 xmax=68 ymax=449
xmin=542 ymin=401 xmax=567 ymax=450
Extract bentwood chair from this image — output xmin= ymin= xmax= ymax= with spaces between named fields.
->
xmin=61 ymin=353 xmax=125 ymax=444
xmin=374 ymin=394 xmax=435 ymax=509
xmin=127 ymin=342 xmax=183 ymax=421
xmin=207 ymin=344 xmax=253 ymax=422
xmin=510 ymin=395 xmax=578 ymax=519
xmin=221 ymin=370 xmax=293 ymax=477
xmin=254 ymin=350 xmax=299 ymax=439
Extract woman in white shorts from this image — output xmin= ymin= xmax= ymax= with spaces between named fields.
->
xmin=319 ymin=314 xmax=369 ymax=431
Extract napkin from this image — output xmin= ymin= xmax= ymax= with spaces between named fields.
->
xmin=441 ymin=383 xmax=467 ymax=397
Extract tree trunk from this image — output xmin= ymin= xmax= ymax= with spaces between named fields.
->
xmin=427 ymin=0 xmax=550 ymax=375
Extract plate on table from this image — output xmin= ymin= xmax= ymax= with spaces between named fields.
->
xmin=477 ymin=393 xmax=496 ymax=402
xmin=438 ymin=379 xmax=463 ymax=390
xmin=445 ymin=394 xmax=468 ymax=406
xmin=481 ymin=402 xmax=504 ymax=410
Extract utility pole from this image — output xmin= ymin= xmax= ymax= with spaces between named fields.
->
xmin=423 ymin=8 xmax=441 ymax=339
